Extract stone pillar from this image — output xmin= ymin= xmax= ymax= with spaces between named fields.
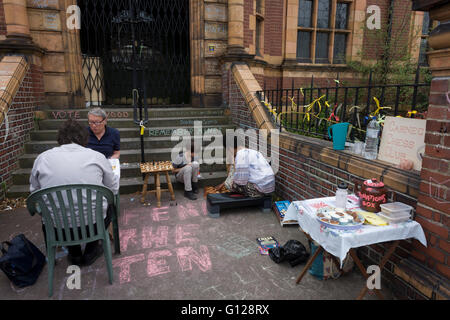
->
xmin=190 ymin=0 xmax=205 ymax=107
xmin=3 ymin=0 xmax=31 ymax=40
xmin=227 ymin=0 xmax=245 ymax=54
xmin=284 ymin=0 xmax=298 ymax=61
xmin=412 ymin=0 xmax=450 ymax=279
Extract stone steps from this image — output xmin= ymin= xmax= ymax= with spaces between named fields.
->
xmin=8 ymin=171 xmax=228 ymax=198
xmin=18 ymin=147 xmax=227 ymax=168
xmin=8 ymin=106 xmax=234 ymax=198
xmin=12 ymin=162 xmax=227 ymax=185
xmin=30 ymin=124 xmax=235 ymax=140
xmin=25 ymin=135 xmax=230 ymax=154
xmin=36 ymin=116 xmax=232 ymax=130
xmin=39 ymin=107 xmax=225 ymax=119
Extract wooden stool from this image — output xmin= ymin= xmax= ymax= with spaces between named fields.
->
xmin=140 ymin=161 xmax=176 ymax=207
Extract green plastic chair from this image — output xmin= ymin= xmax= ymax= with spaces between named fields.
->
xmin=26 ymin=184 xmax=121 ymax=297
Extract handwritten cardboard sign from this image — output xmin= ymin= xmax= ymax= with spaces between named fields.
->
xmin=378 ymin=116 xmax=426 ymax=171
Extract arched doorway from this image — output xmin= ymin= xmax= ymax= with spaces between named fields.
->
xmin=79 ymin=0 xmax=191 ymax=107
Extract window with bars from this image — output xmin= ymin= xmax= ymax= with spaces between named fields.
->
xmin=296 ymin=0 xmax=351 ymax=64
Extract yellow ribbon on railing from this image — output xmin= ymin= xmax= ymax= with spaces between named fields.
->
xmin=371 ymin=97 xmax=391 ymax=117
xmin=305 ymin=95 xmax=326 ymax=113
xmin=262 ymin=100 xmax=278 ymax=119
xmin=139 ymin=121 xmax=145 ymax=136
xmin=407 ymin=110 xmax=417 ymax=118
xmin=289 ymin=96 xmax=297 ymax=111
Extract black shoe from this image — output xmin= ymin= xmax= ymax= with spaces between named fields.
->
xmin=192 ymin=182 xmax=199 ymax=194
xmin=82 ymin=242 xmax=104 ymax=267
xmin=184 ymin=190 xmax=197 ymax=200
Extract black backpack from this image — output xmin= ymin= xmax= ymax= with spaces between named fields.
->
xmin=0 ymin=234 xmax=46 ymax=288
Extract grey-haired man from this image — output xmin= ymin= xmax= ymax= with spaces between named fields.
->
xmin=86 ymin=107 xmax=120 ymax=159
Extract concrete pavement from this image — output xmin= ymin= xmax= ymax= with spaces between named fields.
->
xmin=0 ymin=189 xmax=393 ymax=300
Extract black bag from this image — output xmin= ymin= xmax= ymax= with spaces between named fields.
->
xmin=283 ymin=240 xmax=309 ymax=267
xmin=268 ymin=246 xmax=285 ymax=263
xmin=269 ymin=240 xmax=310 ymax=267
xmin=0 ymin=234 xmax=46 ymax=288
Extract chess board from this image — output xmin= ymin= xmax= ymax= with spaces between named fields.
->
xmin=140 ymin=161 xmax=174 ymax=173
xmin=204 ymin=185 xmax=230 ymax=198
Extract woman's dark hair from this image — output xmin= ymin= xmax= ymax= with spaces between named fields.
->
xmin=57 ymin=118 xmax=89 ymax=147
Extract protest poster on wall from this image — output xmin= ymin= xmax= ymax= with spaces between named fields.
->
xmin=378 ymin=116 xmax=426 ymax=171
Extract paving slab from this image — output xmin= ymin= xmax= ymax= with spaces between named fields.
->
xmin=0 ymin=189 xmax=393 ymax=300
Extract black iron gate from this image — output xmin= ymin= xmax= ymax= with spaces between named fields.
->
xmin=79 ymin=0 xmax=190 ymax=107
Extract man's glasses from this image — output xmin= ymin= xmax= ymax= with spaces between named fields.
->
xmin=88 ymin=120 xmax=105 ymax=126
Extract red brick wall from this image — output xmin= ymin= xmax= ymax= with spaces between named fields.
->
xmin=363 ymin=0 xmax=413 ymax=61
xmin=264 ymin=0 xmax=283 ymax=57
xmin=229 ymin=74 xmax=258 ymax=129
xmin=228 ymin=68 xmax=449 ymax=299
xmin=414 ymin=77 xmax=450 ymax=280
xmin=0 ymin=63 xmax=44 ymax=198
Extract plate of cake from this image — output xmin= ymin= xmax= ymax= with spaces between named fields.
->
xmin=316 ymin=206 xmax=365 ymax=230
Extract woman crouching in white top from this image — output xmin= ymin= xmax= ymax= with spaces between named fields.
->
xmin=216 ymin=135 xmax=275 ymax=198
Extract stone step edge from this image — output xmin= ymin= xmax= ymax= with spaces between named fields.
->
xmin=7 ymin=171 xmax=227 ymax=195
xmin=12 ymin=162 xmax=228 ymax=175
xmin=19 ymin=147 xmax=228 ymax=159
xmin=31 ymin=124 xmax=236 ymax=133
xmin=26 ymin=135 xmax=229 ymax=145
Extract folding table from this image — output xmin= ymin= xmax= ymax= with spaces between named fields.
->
xmin=284 ymin=197 xmax=427 ymax=300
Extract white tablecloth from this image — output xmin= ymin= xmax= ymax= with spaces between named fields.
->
xmin=285 ymin=196 xmax=427 ymax=268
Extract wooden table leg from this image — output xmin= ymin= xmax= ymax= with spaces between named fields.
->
xmin=352 ymin=240 xmax=399 ymax=300
xmin=141 ymin=173 xmax=150 ymax=203
xmin=155 ymin=172 xmax=161 ymax=207
xmin=165 ymin=171 xmax=175 ymax=200
xmin=296 ymin=245 xmax=323 ymax=284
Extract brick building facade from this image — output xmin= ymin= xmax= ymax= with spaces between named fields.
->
xmin=0 ymin=0 xmax=448 ymax=299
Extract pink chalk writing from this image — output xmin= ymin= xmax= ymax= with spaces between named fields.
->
xmin=175 ymin=224 xmax=200 ymax=245
xmin=152 ymin=206 xmax=170 ymax=222
xmin=122 ymin=209 xmax=140 ymax=226
xmin=201 ymin=201 xmax=208 ymax=216
xmin=177 ymin=203 xmax=200 ymax=220
xmin=112 ymin=254 xmax=145 ymax=284
xmin=120 ymin=228 xmax=138 ymax=252
xmin=147 ymin=250 xmax=173 ymax=277
xmin=142 ymin=226 xmax=169 ymax=249
xmin=176 ymin=246 xmax=212 ymax=272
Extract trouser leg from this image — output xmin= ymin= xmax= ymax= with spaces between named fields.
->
xmin=84 ymin=205 xmax=113 ymax=254
xmin=177 ymin=165 xmax=193 ymax=191
xmin=41 ymin=224 xmax=82 ymax=257
xmin=191 ymin=161 xmax=199 ymax=183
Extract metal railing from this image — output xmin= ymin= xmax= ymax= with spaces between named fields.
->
xmin=256 ymin=69 xmax=430 ymax=142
